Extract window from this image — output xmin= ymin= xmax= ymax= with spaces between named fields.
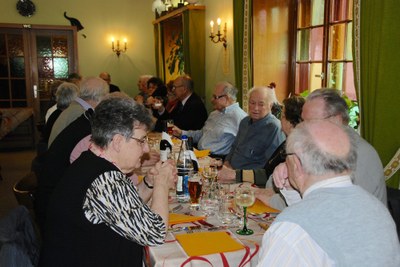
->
xmin=296 ymin=0 xmax=355 ymax=100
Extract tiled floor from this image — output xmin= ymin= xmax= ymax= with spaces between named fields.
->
xmin=0 ymin=149 xmax=36 ymax=219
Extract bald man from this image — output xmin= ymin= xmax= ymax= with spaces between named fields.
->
xmin=99 ymin=72 xmax=120 ymax=93
xmin=258 ymin=120 xmax=400 ymax=266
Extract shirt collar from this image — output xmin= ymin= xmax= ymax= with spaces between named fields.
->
xmin=220 ymin=102 xmax=239 ymax=114
xmin=75 ymin=97 xmax=92 ymax=110
xmin=181 ymin=93 xmax=192 ymax=106
xmin=303 ymin=175 xmax=353 ymax=198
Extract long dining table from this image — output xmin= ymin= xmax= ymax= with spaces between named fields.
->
xmin=142 ymin=132 xmax=277 ymax=266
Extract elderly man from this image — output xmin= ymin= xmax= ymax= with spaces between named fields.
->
xmin=99 ymin=71 xmax=120 ymax=93
xmin=300 ymin=89 xmax=386 ymax=204
xmin=258 ymin=120 xmax=400 ymax=266
xmin=222 ymin=86 xmax=285 ymax=170
xmin=48 ymin=77 xmax=109 ymax=147
xmin=154 ymin=75 xmax=207 ymax=131
xmin=134 ymin=74 xmax=152 ymax=104
xmin=172 ymin=82 xmax=247 ymax=158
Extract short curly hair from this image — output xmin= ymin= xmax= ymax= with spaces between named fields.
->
xmin=91 ymin=95 xmax=153 ymax=148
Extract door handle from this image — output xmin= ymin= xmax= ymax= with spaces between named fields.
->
xmin=33 ymin=85 xmax=38 ymax=98
xmin=314 ymin=72 xmax=325 ymax=80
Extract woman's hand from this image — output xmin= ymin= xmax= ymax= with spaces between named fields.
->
xmin=142 ymin=151 xmax=160 ymax=167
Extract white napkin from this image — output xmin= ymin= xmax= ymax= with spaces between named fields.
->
xmin=161 ymin=132 xmax=173 ymax=146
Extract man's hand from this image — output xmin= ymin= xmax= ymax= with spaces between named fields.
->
xmin=172 ymin=126 xmax=182 ymax=137
xmin=272 ymin=163 xmax=293 ymax=190
xmin=255 ymin=188 xmax=275 ymax=206
xmin=217 ymin=165 xmax=236 ymax=183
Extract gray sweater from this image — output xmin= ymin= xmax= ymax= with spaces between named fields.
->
xmin=275 ymin=185 xmax=400 ymax=266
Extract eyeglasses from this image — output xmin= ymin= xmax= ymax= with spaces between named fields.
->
xmin=172 ymin=84 xmax=184 ymax=90
xmin=212 ymin=94 xmax=227 ymax=100
xmin=130 ymin=136 xmax=148 ymax=146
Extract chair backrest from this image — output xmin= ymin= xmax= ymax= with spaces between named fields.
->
xmin=384 ymin=147 xmax=400 ymax=187
xmin=387 ymin=186 xmax=400 ymax=240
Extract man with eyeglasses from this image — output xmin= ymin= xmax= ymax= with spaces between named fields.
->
xmin=222 ymin=86 xmax=285 ymax=169
xmin=257 ymin=120 xmax=400 ymax=266
xmin=273 ymin=88 xmax=386 ymax=206
xmin=171 ymin=81 xmax=247 ymax=159
xmin=152 ymin=75 xmax=207 ymax=131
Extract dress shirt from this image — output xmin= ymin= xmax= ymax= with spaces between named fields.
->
xmin=258 ymin=175 xmax=351 ymax=267
xmin=182 ymin=103 xmax=247 ymax=155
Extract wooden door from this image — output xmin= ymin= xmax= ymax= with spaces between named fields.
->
xmin=0 ymin=24 xmax=78 ymax=127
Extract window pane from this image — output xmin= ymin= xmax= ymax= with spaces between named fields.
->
xmin=38 ymin=57 xmax=54 ymax=78
xmin=331 ymin=0 xmax=353 ymax=21
xmin=295 ymin=63 xmax=310 ymax=93
xmin=54 ymin=58 xmax=68 ymax=78
xmin=346 ymin=22 xmax=353 ymax=60
xmin=53 ymin=36 xmax=68 ymax=57
xmin=297 ymin=29 xmax=310 ymax=61
xmin=0 ymin=57 xmax=8 ymax=77
xmin=311 ymin=0 xmax=325 ymax=26
xmin=343 ymin=62 xmax=356 ymax=100
xmin=10 ymin=57 xmax=25 ymax=77
xmin=298 ymin=0 xmax=311 ymax=27
xmin=329 ymin=23 xmax=346 ymax=60
xmin=347 ymin=0 xmax=353 ymax=20
xmin=328 ymin=62 xmax=343 ymax=89
xmin=11 ymin=79 xmax=26 ymax=99
xmin=310 ymin=27 xmax=323 ymax=61
xmin=0 ymin=80 xmax=10 ymax=99
xmin=310 ymin=63 xmax=323 ymax=91
xmin=37 ymin=36 xmax=52 ymax=57
xmin=0 ymin=34 xmax=5 ymax=56
xmin=8 ymin=34 xmax=24 ymax=57
xmin=38 ymin=79 xmax=53 ymax=99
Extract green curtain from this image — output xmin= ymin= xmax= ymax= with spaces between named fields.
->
xmin=357 ymin=0 xmax=400 ymax=187
xmin=233 ymin=0 xmax=252 ymax=110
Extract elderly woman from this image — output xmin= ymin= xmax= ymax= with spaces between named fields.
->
xmin=39 ymin=95 xmax=176 ymax=267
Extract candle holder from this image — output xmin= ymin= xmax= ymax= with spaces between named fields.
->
xmin=209 ymin=19 xmax=227 ymax=49
xmin=111 ymin=38 xmax=127 ymax=57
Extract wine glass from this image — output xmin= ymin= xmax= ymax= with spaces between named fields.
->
xmin=234 ymin=187 xmax=255 ymax=235
xmin=210 ymin=158 xmax=223 ymax=171
xmin=202 ymin=166 xmax=218 ymax=187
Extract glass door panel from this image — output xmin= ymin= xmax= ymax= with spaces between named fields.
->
xmin=311 ymin=0 xmax=325 ymax=26
xmin=329 ymin=23 xmax=346 ymax=60
xmin=310 ymin=27 xmax=323 ymax=61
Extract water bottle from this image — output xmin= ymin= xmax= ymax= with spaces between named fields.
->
xmin=176 ymin=135 xmax=193 ymax=202
xmin=159 ymin=139 xmax=172 ymax=162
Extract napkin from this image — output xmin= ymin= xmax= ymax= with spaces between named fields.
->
xmin=169 ymin=213 xmax=206 ymax=225
xmin=161 ymin=132 xmax=173 ymax=146
xmin=194 ymin=148 xmax=210 ymax=158
xmin=175 ymin=231 xmax=244 ymax=256
xmin=247 ymin=199 xmax=280 ymax=214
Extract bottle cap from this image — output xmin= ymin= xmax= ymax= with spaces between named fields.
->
xmin=181 ymin=135 xmax=188 ymax=140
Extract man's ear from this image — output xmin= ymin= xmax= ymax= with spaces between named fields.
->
xmin=292 ymin=155 xmax=305 ymax=185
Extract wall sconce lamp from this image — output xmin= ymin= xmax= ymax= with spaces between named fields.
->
xmin=111 ymin=38 xmax=127 ymax=57
xmin=209 ymin=18 xmax=227 ymax=49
